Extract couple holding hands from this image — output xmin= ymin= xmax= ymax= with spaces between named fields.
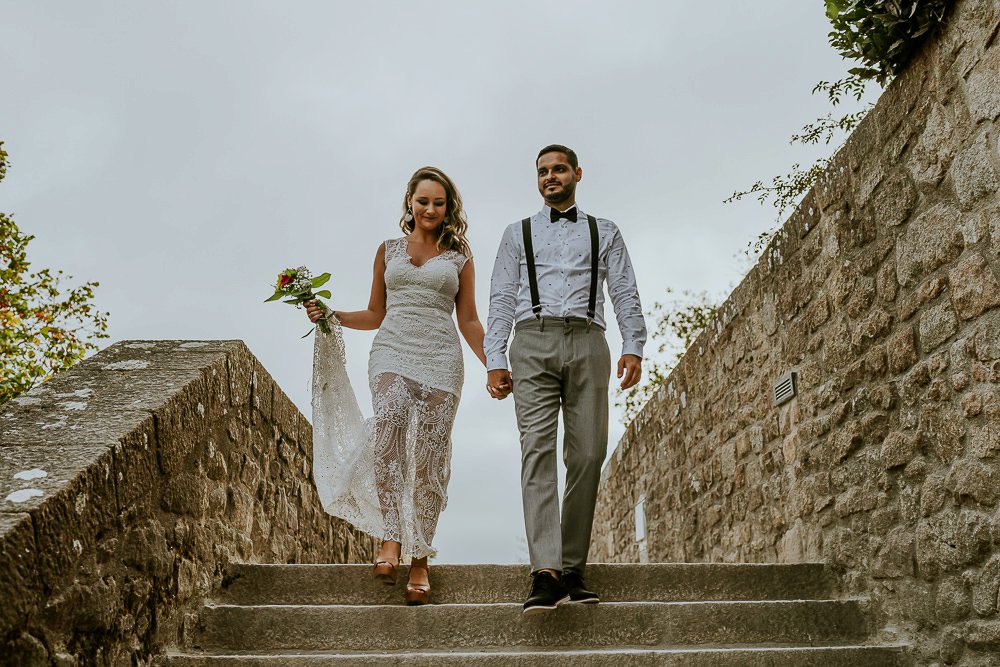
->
xmin=306 ymin=144 xmax=646 ymax=615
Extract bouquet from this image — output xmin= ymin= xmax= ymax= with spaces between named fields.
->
xmin=265 ymin=266 xmax=333 ymax=336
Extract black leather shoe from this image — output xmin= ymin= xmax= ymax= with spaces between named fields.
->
xmin=522 ymin=571 xmax=569 ymax=616
xmin=563 ymin=570 xmax=599 ymax=604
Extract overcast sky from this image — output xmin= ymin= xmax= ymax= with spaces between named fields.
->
xmin=2 ymin=1 xmax=878 ymax=564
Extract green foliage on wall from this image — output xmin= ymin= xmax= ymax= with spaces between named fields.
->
xmin=632 ymin=2 xmax=951 ymax=425
xmin=726 ymin=1 xmax=950 ymax=234
xmin=618 ymin=289 xmax=718 ymax=424
xmin=826 ymin=0 xmax=950 ymax=83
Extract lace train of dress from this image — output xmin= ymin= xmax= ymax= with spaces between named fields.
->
xmin=311 ymin=238 xmax=466 ymax=558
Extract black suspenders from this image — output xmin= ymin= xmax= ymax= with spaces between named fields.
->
xmin=521 ymin=217 xmax=543 ymax=318
xmin=521 ymin=214 xmax=600 ymax=322
xmin=586 ymin=214 xmax=598 ymax=321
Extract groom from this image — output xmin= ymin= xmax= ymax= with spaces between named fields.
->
xmin=485 ymin=144 xmax=647 ymax=615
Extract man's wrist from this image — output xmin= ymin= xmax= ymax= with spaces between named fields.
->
xmin=621 ymin=343 xmax=644 ymax=359
xmin=486 ymin=356 xmax=509 ymax=372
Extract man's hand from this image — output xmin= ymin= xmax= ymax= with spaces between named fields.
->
xmin=487 ymin=369 xmax=513 ymax=400
xmin=617 ymin=354 xmax=642 ymax=390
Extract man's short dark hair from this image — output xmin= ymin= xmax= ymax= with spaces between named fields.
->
xmin=536 ymin=144 xmax=579 ymax=170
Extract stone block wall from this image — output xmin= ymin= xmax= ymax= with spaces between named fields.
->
xmin=591 ymin=0 xmax=1000 ymax=663
xmin=0 ymin=340 xmax=377 ymax=666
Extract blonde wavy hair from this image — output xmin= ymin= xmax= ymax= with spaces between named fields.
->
xmin=399 ymin=166 xmax=472 ymax=258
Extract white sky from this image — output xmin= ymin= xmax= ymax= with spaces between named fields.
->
xmin=1 ymin=1 xmax=879 ymax=564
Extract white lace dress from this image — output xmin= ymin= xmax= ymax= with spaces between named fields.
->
xmin=311 ymin=237 xmax=468 ymax=558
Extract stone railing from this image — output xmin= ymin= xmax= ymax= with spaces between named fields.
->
xmin=0 ymin=340 xmax=377 ymax=664
xmin=591 ymin=0 xmax=1000 ymax=663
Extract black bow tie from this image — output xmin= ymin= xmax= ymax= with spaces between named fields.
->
xmin=550 ymin=207 xmax=577 ymax=223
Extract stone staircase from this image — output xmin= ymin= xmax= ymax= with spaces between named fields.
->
xmin=164 ymin=563 xmax=911 ymax=665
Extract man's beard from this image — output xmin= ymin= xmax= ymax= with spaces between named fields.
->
xmin=542 ymin=182 xmax=575 ymax=206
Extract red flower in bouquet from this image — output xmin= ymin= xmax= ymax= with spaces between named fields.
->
xmin=265 ymin=266 xmax=332 ymax=336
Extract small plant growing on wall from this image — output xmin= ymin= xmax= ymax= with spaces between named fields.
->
xmin=617 ymin=289 xmax=718 ymax=424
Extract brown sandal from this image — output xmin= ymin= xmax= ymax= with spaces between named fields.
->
xmin=372 ymin=557 xmax=399 ymax=586
xmin=405 ymin=565 xmax=431 ymax=605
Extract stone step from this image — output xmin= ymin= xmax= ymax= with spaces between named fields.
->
xmin=191 ymin=600 xmax=871 ymax=652
xmin=216 ymin=563 xmax=833 ymax=605
xmin=165 ymin=644 xmax=912 ymax=666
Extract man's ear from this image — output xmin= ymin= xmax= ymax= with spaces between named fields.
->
xmin=575 ymin=167 xmax=583 ymax=182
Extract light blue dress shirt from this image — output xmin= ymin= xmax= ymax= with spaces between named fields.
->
xmin=485 ymin=204 xmax=647 ymax=371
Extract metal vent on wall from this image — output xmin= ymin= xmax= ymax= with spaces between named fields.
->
xmin=773 ymin=371 xmax=798 ymax=406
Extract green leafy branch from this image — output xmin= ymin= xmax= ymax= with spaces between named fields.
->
xmin=725 ymin=0 xmax=950 ymax=251
xmin=1 ymin=142 xmax=110 ymax=404
xmin=617 ymin=289 xmax=719 ymax=424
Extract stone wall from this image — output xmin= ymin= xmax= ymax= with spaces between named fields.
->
xmin=591 ymin=0 xmax=1000 ymax=664
xmin=0 ymin=340 xmax=378 ymax=666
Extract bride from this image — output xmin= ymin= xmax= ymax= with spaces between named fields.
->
xmin=306 ymin=166 xmax=489 ymax=605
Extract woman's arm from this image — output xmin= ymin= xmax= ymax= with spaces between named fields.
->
xmin=306 ymin=243 xmax=387 ymax=331
xmin=455 ymin=258 xmax=488 ymax=367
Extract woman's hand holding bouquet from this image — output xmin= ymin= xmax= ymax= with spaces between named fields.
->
xmin=265 ymin=266 xmax=333 ymax=336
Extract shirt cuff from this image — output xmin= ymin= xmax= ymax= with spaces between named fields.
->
xmin=486 ymin=353 xmax=509 ymax=371
xmin=621 ymin=342 xmax=644 ymax=359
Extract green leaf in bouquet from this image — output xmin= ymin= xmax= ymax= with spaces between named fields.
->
xmin=264 ymin=291 xmax=285 ymax=302
xmin=300 ymin=326 xmax=316 ymax=339
xmin=311 ymin=273 xmax=331 ymax=288
xmin=282 ymin=298 xmax=302 ymax=305
xmin=314 ymin=290 xmax=332 ymax=299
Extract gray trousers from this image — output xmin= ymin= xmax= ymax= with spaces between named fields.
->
xmin=509 ymin=317 xmax=611 ymax=575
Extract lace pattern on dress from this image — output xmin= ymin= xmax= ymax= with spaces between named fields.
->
xmin=311 ymin=237 xmax=466 ymax=559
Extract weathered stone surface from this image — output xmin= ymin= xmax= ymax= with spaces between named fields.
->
xmin=880 ymin=431 xmax=919 ymax=469
xmin=946 ymin=458 xmax=999 ymax=505
xmin=0 ymin=341 xmax=377 ymax=665
xmin=950 ymin=130 xmax=1000 ymax=209
xmin=887 ymin=326 xmax=918 ymax=374
xmin=972 ymin=555 xmax=1000 ymax=616
xmin=895 ymin=203 xmax=964 ymax=287
xmin=964 ymin=620 xmax=1000 ymax=651
xmin=907 ymin=103 xmax=957 ymax=189
xmin=916 ymin=511 xmax=991 ymax=576
xmin=919 ymin=300 xmax=959 ymax=352
xmin=872 ymin=526 xmax=915 ymax=579
xmin=871 ymin=169 xmax=918 ymax=227
xmin=1 ymin=346 xmax=208 ymax=414
xmin=967 ymin=423 xmax=1000 ymax=459
xmin=899 ymin=275 xmax=948 ymax=322
xmin=1 ymin=632 xmax=48 ymax=666
xmin=0 ymin=514 xmax=41 ymax=638
xmin=949 ymin=252 xmax=1000 ymax=320
xmin=19 ymin=444 xmax=120 ymax=592
xmin=936 ymin=575 xmax=972 ymax=623
xmin=920 ymin=405 xmax=966 ymax=463
xmin=989 ymin=203 xmax=1000 ymax=258
xmin=120 ymin=519 xmax=173 ymax=579
xmin=592 ymin=4 xmax=1000 ymax=662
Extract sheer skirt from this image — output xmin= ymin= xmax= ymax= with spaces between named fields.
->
xmin=312 ymin=319 xmax=458 ymax=559
xmin=370 ymin=372 xmax=456 ymax=550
